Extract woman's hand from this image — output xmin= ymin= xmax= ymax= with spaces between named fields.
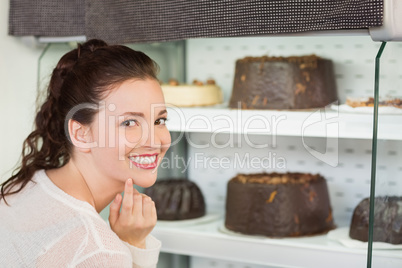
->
xmin=109 ymin=178 xmax=157 ymax=249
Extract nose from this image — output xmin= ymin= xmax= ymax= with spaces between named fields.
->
xmin=138 ymin=123 xmax=168 ymax=150
xmin=140 ymin=127 xmax=154 ymax=148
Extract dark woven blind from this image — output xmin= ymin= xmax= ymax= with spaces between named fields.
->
xmin=9 ymin=0 xmax=383 ymax=43
xmin=9 ymin=0 xmax=85 ymax=37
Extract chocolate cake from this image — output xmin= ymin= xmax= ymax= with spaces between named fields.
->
xmin=229 ymin=55 xmax=338 ymax=109
xmin=225 ymin=172 xmax=335 ymax=237
xmin=346 ymin=97 xmax=402 ymax=108
xmin=349 ymin=196 xmax=402 ymax=244
xmin=144 ymin=179 xmax=206 ymax=220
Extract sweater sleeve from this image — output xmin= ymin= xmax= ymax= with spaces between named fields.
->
xmin=122 ymin=235 xmax=161 ymax=268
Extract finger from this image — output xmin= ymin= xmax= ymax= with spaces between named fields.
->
xmin=132 ymin=188 xmax=143 ymax=220
xmin=109 ymin=193 xmax=122 ymax=225
xmin=133 ymin=187 xmax=140 ymax=194
xmin=151 ymin=201 xmax=157 ymax=222
xmin=122 ymin=179 xmax=134 ymax=215
xmin=142 ymin=196 xmax=153 ymax=219
xmin=151 ymin=201 xmax=158 ymax=226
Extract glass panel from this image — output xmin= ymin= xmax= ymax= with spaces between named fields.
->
xmin=37 ymin=41 xmax=185 ymax=107
xmin=372 ymin=41 xmax=402 ymax=267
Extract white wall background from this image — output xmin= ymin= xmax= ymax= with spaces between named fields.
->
xmin=0 ymin=1 xmax=43 ymax=181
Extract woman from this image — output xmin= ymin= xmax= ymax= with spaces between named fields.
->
xmin=0 ymin=39 xmax=171 ymax=267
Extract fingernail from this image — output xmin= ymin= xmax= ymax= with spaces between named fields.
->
xmin=126 ymin=178 xmax=132 ymax=186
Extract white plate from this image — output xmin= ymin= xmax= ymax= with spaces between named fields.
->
xmin=156 ymin=213 xmax=221 ymax=227
xmin=327 ymin=227 xmax=402 ymax=249
xmin=217 ymin=224 xmax=324 ymax=240
xmin=331 ymin=104 xmax=402 ymax=114
xmin=218 ymin=224 xmax=269 ymax=240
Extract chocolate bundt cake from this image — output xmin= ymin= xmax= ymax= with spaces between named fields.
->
xmin=229 ymin=54 xmax=338 ymax=109
xmin=144 ymin=179 xmax=206 ymax=220
xmin=349 ymin=196 xmax=402 ymax=244
xmin=225 ymin=172 xmax=335 ymax=237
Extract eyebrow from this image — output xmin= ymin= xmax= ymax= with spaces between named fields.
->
xmin=158 ymin=109 xmax=168 ymax=116
xmin=120 ymin=109 xmax=167 ymax=117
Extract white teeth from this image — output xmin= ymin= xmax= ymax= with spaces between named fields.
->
xmin=130 ymin=155 xmax=156 ymax=164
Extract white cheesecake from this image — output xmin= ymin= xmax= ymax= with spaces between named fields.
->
xmin=161 ymin=80 xmax=223 ymax=107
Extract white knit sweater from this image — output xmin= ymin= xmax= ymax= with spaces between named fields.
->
xmin=0 ymin=170 xmax=161 ymax=267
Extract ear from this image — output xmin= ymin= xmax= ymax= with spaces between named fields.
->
xmin=68 ymin=119 xmax=96 ymax=153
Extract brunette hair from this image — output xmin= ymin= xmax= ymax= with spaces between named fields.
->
xmin=0 ymin=39 xmax=159 ymax=204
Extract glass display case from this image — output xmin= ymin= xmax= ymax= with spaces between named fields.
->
xmin=370 ymin=42 xmax=402 ymax=268
xmin=37 ymin=35 xmax=402 ymax=268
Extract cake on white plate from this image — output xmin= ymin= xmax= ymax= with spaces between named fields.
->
xmin=346 ymin=96 xmax=402 ymax=108
xmin=161 ymin=79 xmax=223 ymax=107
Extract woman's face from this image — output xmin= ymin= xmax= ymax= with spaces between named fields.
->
xmin=88 ymin=78 xmax=171 ymax=188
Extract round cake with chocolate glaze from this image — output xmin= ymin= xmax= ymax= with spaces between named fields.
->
xmin=229 ymin=55 xmax=338 ymax=109
xmin=225 ymin=172 xmax=335 ymax=237
xmin=144 ymin=179 xmax=206 ymax=221
xmin=349 ymin=196 xmax=402 ymax=244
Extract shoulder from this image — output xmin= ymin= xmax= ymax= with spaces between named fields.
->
xmin=0 ymin=169 xmax=133 ymax=266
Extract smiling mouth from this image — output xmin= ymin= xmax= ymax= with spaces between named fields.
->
xmin=128 ymin=154 xmax=158 ymax=169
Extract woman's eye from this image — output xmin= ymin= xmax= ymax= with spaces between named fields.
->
xmin=155 ymin=118 xmax=168 ymax=125
xmin=122 ymin=119 xmax=138 ymax=127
